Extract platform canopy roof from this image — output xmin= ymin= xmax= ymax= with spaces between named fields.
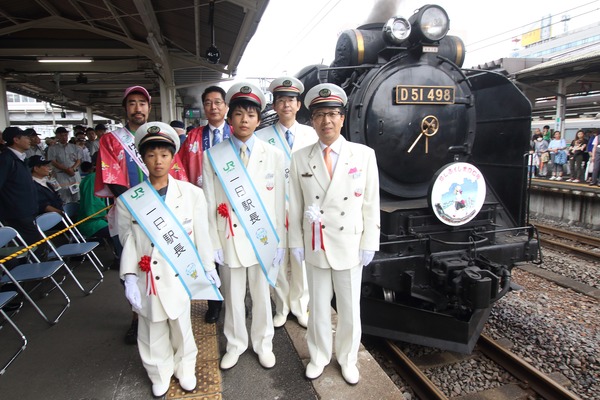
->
xmin=0 ymin=0 xmax=269 ymax=121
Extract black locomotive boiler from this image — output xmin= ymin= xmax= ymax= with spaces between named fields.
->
xmin=296 ymin=4 xmax=540 ymax=353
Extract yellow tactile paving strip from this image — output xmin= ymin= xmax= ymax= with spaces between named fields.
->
xmin=166 ymin=300 xmax=222 ymax=399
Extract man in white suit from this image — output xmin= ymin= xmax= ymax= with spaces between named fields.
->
xmin=203 ymin=82 xmax=286 ymax=371
xmin=256 ymin=76 xmax=318 ymax=328
xmin=117 ymin=122 xmax=221 ymax=397
xmin=288 ymin=83 xmax=380 ymax=385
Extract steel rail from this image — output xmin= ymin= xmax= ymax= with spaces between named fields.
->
xmin=535 ymin=223 xmax=600 ymax=247
xmin=384 ymin=340 xmax=448 ymax=400
xmin=478 ymin=334 xmax=582 ymax=400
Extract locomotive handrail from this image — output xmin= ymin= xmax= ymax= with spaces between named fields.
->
xmin=428 ymin=235 xmax=489 ymax=247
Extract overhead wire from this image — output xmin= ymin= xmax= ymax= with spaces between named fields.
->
xmin=467 ymin=0 xmax=600 ymax=54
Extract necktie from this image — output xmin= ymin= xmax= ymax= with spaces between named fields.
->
xmin=285 ymin=130 xmax=294 ymax=149
xmin=240 ymin=144 xmax=249 ymax=167
xmin=324 ymin=146 xmax=332 ymax=178
xmin=213 ymin=128 xmax=221 ymax=145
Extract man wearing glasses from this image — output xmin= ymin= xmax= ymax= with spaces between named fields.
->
xmin=179 ymin=85 xmax=231 ymax=324
xmin=288 ymin=83 xmax=380 ymax=385
xmin=256 ymin=76 xmax=317 ymax=329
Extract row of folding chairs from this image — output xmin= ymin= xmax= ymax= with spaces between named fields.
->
xmin=0 ymin=208 xmax=105 ymax=375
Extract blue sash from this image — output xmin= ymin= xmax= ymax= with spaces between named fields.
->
xmin=121 ymin=180 xmax=223 ymax=300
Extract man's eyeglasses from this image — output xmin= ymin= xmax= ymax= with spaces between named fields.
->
xmin=203 ymin=100 xmax=224 ymax=107
xmin=312 ymin=111 xmax=342 ymax=120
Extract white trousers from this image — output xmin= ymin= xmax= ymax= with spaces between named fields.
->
xmin=137 ymin=301 xmax=197 ymax=386
xmin=305 ymin=262 xmax=362 ymax=369
xmin=221 ymin=264 xmax=274 ymax=356
xmin=271 ymin=248 xmax=309 ymax=318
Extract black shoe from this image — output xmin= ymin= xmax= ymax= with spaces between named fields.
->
xmin=124 ymin=319 xmax=138 ymax=345
xmin=205 ymin=306 xmax=221 ymax=324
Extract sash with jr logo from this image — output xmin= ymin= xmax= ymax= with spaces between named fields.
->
xmin=256 ymin=125 xmax=290 ymax=201
xmin=207 ymin=140 xmax=280 ymax=287
xmin=120 ymin=180 xmax=222 ymax=301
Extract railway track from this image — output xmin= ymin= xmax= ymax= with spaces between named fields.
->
xmin=535 ymin=223 xmax=600 ymax=260
xmin=384 ymin=334 xmax=581 ymax=400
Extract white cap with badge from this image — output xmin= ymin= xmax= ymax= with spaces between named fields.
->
xmin=135 ymin=121 xmax=181 ymax=153
xmin=268 ymin=76 xmax=304 ymax=97
xmin=226 ymin=82 xmax=267 ymax=111
xmin=304 ymin=83 xmax=348 ymax=110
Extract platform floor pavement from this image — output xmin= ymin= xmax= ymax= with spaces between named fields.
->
xmin=0 ymin=245 xmax=403 ymax=399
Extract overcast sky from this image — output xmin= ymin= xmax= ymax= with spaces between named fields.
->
xmin=234 ymin=0 xmax=600 ymax=79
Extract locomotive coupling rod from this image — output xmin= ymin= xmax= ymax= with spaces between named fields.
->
xmin=477 ymin=334 xmax=582 ymax=400
xmin=385 ymin=340 xmax=448 ymax=400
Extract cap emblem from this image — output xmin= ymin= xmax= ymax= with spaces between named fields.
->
xmin=319 ymin=88 xmax=331 ymax=98
xmin=283 ymin=79 xmax=292 ymax=87
xmin=240 ymin=85 xmax=252 ymax=94
xmin=147 ymin=125 xmax=161 ymax=134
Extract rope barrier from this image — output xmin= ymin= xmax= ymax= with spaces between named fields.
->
xmin=0 ymin=204 xmax=113 ymax=264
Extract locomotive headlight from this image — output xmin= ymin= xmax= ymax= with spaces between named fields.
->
xmin=410 ymin=5 xmax=450 ymax=43
xmin=383 ymin=16 xmax=411 ymax=44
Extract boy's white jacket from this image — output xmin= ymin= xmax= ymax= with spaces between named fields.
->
xmin=117 ymin=176 xmax=216 ymax=322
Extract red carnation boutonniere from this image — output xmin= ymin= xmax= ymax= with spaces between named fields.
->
xmin=138 ymin=255 xmax=157 ymax=296
xmin=218 ymin=203 xmax=235 ymax=238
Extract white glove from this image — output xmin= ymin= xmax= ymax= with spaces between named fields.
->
xmin=272 ymin=248 xmax=285 ymax=268
xmin=205 ymin=269 xmax=221 ymax=288
xmin=359 ymin=250 xmax=375 ymax=266
xmin=123 ymin=274 xmax=142 ymax=310
xmin=214 ymin=249 xmax=224 ymax=266
xmin=291 ymin=247 xmax=304 ymax=264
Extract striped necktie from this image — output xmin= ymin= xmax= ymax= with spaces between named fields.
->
xmin=213 ymin=128 xmax=221 ymax=145
xmin=285 ymin=130 xmax=294 ymax=149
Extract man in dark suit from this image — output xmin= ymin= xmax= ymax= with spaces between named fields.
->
xmin=29 ymin=155 xmax=64 ymax=215
xmin=0 ymin=127 xmax=42 ymax=246
xmin=179 ymin=85 xmax=231 ymax=323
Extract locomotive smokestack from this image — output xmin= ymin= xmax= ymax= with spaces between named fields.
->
xmin=364 ymin=0 xmax=402 ymax=24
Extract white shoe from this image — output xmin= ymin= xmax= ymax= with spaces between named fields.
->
xmin=273 ymin=313 xmax=287 ymax=328
xmin=258 ymin=351 xmax=276 ymax=368
xmin=305 ymin=362 xmax=324 ymax=379
xmin=549 ymin=176 xmax=556 ymax=180
xmin=220 ymin=352 xmax=240 ymax=370
xmin=295 ymin=313 xmax=308 ymax=328
xmin=341 ymin=364 xmax=360 ymax=385
xmin=556 ymin=176 xmax=562 ymax=181
xmin=152 ymin=382 xmax=170 ymax=397
xmin=178 ymin=375 xmax=197 ymax=391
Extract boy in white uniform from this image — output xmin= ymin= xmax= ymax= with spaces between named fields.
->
xmin=117 ymin=122 xmax=221 ymax=397
xmin=203 ymin=82 xmax=286 ymax=370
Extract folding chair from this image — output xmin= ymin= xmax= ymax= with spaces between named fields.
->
xmin=0 ymin=227 xmax=70 ymax=325
xmin=61 ymin=203 xmax=107 ymax=268
xmin=0 ymin=290 xmax=27 ymax=375
xmin=35 ymin=212 xmax=103 ymax=295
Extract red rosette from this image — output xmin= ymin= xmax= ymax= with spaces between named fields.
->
xmin=217 ymin=203 xmax=235 ymax=238
xmin=218 ymin=203 xmax=229 ymax=218
xmin=138 ymin=255 xmax=156 ymax=296
xmin=138 ymin=255 xmax=151 ymax=272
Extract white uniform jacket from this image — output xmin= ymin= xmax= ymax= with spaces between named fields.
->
xmin=117 ymin=176 xmax=216 ymax=322
xmin=255 ymin=121 xmax=318 ymax=156
xmin=203 ymin=137 xmax=287 ymax=268
xmin=288 ymin=137 xmax=380 ymax=270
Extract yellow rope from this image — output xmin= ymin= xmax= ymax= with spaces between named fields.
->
xmin=0 ymin=204 xmax=113 ymax=264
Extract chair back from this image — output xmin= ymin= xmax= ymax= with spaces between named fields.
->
xmin=0 ymin=226 xmax=18 ymax=248
xmin=63 ymin=202 xmax=80 ymax=222
xmin=35 ymin=212 xmax=65 ymax=233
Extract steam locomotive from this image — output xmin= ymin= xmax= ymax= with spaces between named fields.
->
xmin=296 ymin=4 xmax=540 ymax=353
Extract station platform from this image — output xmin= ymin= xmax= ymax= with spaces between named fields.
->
xmin=529 ymin=176 xmax=600 ymax=228
xmin=0 ymin=245 xmax=402 ymax=400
